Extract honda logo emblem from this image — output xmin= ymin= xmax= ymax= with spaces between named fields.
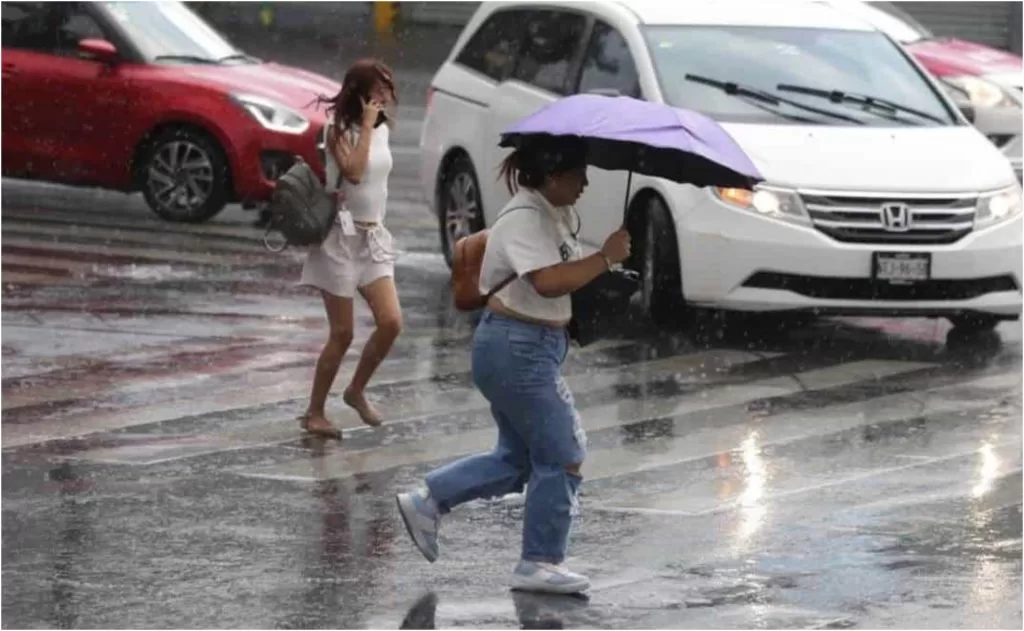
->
xmin=880 ymin=202 xmax=912 ymax=232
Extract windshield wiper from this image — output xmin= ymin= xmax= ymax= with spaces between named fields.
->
xmin=217 ymin=53 xmax=260 ymax=64
xmin=776 ymin=84 xmax=946 ymax=125
xmin=154 ymin=54 xmax=217 ymax=65
xmin=685 ymin=74 xmax=865 ymax=125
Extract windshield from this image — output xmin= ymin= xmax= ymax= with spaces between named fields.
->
xmin=644 ymin=25 xmax=957 ymax=126
xmin=100 ymin=1 xmax=242 ymax=63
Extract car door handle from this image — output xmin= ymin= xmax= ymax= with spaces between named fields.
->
xmin=2 ymin=63 xmax=17 ymax=78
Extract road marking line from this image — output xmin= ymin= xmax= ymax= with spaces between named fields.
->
xmin=0 ymin=336 xmax=701 ymax=448
xmin=53 ymin=349 xmax=778 ymax=464
xmin=2 ymin=237 xmax=261 ymax=265
xmin=231 ymin=359 xmax=937 ymax=482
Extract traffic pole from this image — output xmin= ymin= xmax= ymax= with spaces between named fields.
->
xmin=373 ymin=2 xmax=397 ymax=38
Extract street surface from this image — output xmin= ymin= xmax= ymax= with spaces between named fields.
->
xmin=2 ymin=54 xmax=1022 ymax=628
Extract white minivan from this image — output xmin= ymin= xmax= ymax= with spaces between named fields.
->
xmin=419 ymin=0 xmax=1023 ymax=331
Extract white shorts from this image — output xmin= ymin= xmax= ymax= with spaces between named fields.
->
xmin=299 ymin=223 xmax=396 ymax=299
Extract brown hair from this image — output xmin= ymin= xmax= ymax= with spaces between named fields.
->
xmin=313 ymin=58 xmax=397 ymax=131
xmin=498 ymin=136 xmax=588 ymax=195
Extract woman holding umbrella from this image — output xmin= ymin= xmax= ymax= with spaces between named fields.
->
xmin=397 ymin=135 xmax=631 ymax=595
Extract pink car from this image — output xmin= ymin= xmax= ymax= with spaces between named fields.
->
xmin=842 ymin=1 xmax=1022 ymax=181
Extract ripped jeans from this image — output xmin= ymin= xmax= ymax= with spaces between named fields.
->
xmin=425 ymin=309 xmax=587 ymax=564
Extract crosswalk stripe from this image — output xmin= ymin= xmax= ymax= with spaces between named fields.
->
xmin=585 ymin=372 xmax=1021 ymax=513
xmin=2 ymin=208 xmax=270 ymax=240
xmin=1 ymin=237 xmax=261 ymax=266
xmin=31 ymin=348 xmax=777 ymax=458
xmin=3 ymin=221 xmax=272 ymax=254
xmin=3 ymin=253 xmax=102 ymax=274
xmin=1 ymin=270 xmax=89 ymax=286
xmin=231 ymin=358 xmax=936 ymax=482
xmin=0 ymin=335 xmax=661 ymax=448
xmin=592 ymin=442 xmax=1020 ymax=520
xmin=0 ymin=323 xmax=490 ymax=411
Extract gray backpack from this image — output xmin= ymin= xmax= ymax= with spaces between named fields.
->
xmin=262 ymin=127 xmax=345 ymax=252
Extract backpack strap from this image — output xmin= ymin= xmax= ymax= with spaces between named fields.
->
xmin=482 ymin=204 xmax=539 ymax=299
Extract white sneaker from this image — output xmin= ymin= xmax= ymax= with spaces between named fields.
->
xmin=510 ymin=560 xmax=590 ymax=594
xmin=396 ymin=488 xmax=441 ymax=563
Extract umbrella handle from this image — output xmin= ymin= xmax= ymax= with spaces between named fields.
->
xmin=622 ymin=169 xmax=633 ymax=225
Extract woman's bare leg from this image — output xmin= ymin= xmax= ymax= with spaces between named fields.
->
xmin=344 ymin=276 xmax=402 ymax=426
xmin=303 ymin=290 xmax=355 ymax=439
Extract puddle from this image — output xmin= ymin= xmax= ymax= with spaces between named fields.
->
xmin=91 ymin=264 xmax=198 ymax=281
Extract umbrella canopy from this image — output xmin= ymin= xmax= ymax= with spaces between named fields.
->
xmin=500 ymin=94 xmax=763 ymax=190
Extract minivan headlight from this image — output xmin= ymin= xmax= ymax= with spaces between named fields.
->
xmin=232 ymin=94 xmax=309 ymax=134
xmin=714 ymin=186 xmax=808 ymax=224
xmin=976 ymin=186 xmax=1023 ymax=225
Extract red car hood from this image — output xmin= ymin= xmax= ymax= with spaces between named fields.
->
xmin=906 ymin=38 xmax=1022 ymax=81
xmin=182 ymin=61 xmax=340 ymax=116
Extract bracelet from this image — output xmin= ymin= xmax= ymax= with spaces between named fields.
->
xmin=599 ymin=252 xmax=613 ymax=270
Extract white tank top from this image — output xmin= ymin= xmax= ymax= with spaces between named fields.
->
xmin=323 ymin=123 xmax=392 ymax=223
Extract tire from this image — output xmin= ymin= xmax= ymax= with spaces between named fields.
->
xmin=948 ymin=314 xmax=1002 ymax=332
xmin=628 ymin=195 xmax=687 ymax=329
xmin=138 ymin=127 xmax=230 ymax=223
xmin=438 ymin=154 xmax=484 ymax=268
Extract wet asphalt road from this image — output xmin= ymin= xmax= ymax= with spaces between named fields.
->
xmin=2 ymin=105 xmax=1023 ymax=629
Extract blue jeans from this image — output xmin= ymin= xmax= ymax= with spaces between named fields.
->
xmin=424 ymin=310 xmax=587 ymax=564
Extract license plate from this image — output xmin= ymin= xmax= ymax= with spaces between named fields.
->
xmin=873 ymin=252 xmax=931 ymax=283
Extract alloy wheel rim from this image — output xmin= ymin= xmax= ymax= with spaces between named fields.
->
xmin=444 ymin=171 xmax=480 ymax=247
xmin=146 ymin=140 xmax=214 ymax=217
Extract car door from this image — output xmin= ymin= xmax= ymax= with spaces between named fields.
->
xmin=3 ymin=2 xmax=136 ymax=186
xmin=41 ymin=3 xmax=137 ymax=186
xmin=1 ymin=2 xmax=55 ymax=177
xmin=570 ymin=19 xmax=645 ymax=252
xmin=480 ymin=9 xmax=589 ymax=225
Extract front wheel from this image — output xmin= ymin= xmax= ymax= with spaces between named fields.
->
xmin=629 ymin=195 xmax=687 ymax=329
xmin=438 ymin=154 xmax=484 ymax=268
xmin=138 ymin=127 xmax=230 ymax=223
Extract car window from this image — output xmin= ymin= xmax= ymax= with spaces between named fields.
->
xmin=2 ymin=2 xmax=44 ymax=45
xmin=6 ymin=2 xmax=106 ymax=56
xmin=576 ymin=20 xmax=641 ymax=98
xmin=513 ymin=10 xmax=586 ymax=95
xmin=455 ymin=9 xmax=528 ymax=81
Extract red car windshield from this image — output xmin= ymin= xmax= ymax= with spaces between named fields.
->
xmin=101 ymin=1 xmax=244 ymax=64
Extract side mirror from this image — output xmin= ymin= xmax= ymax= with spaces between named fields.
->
xmin=78 ymin=39 xmax=118 ymax=64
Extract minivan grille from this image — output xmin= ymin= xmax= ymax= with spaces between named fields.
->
xmin=801 ymin=192 xmax=977 ymax=245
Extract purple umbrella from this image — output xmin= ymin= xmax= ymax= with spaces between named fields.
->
xmin=500 ymin=94 xmax=763 ymax=209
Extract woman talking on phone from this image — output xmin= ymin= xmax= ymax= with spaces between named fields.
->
xmin=299 ymin=59 xmax=401 ymax=440
xmin=396 ymin=136 xmax=631 ymax=594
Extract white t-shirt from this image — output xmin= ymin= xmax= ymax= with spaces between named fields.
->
xmin=479 ymin=188 xmax=583 ymax=322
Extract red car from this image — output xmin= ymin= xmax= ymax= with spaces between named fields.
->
xmin=1 ymin=1 xmax=339 ymax=222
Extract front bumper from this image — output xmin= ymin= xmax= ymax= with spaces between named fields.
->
xmin=230 ymin=122 xmax=326 ymax=205
xmin=678 ymin=194 xmax=1023 ymax=318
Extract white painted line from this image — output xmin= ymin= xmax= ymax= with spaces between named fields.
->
xmin=233 ymin=358 xmax=937 ymax=482
xmin=58 ymin=349 xmax=776 ymax=465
